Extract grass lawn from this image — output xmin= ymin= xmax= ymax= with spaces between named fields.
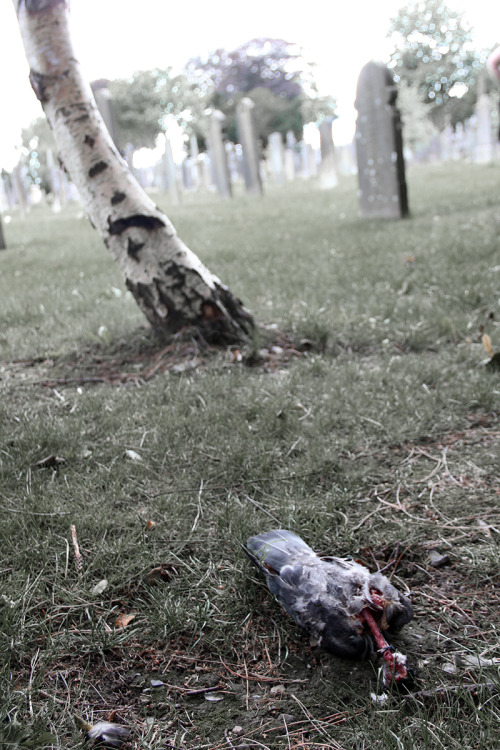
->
xmin=0 ymin=161 xmax=499 ymax=749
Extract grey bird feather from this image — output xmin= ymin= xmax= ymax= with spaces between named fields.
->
xmin=74 ymin=715 xmax=130 ymax=748
xmin=245 ymin=529 xmax=413 ymax=660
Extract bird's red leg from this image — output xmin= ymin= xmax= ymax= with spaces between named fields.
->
xmin=359 ymin=592 xmax=409 ymax=686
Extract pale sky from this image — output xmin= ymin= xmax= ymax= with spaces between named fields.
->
xmin=0 ymin=0 xmax=499 ymax=169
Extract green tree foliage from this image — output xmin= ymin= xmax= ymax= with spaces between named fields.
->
xmin=109 ymin=68 xmax=207 ymax=150
xmin=185 ymin=38 xmax=336 ymax=145
xmin=397 ymin=79 xmax=438 ymax=151
xmin=388 ymin=0 xmax=486 ymax=128
xmin=185 ymin=38 xmax=305 ymax=99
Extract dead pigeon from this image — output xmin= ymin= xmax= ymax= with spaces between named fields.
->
xmin=74 ymin=715 xmax=130 ymax=748
xmin=245 ymin=529 xmax=413 ymax=687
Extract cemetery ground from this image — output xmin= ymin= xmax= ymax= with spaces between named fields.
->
xmin=0 ymin=161 xmax=499 ymax=749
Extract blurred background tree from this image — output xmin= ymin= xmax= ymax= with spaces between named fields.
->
xmin=185 ymin=38 xmax=336 ymax=145
xmin=14 ymin=37 xmax=337 ymax=176
xmin=109 ymin=68 xmax=207 ymax=151
xmin=387 ymin=0 xmax=488 ymax=129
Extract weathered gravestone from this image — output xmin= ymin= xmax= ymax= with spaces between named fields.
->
xmin=318 ymin=118 xmax=338 ymax=189
xmin=268 ymin=132 xmax=285 ymax=186
xmin=0 ymin=172 xmax=13 ymax=211
xmin=284 ymin=131 xmax=296 ymax=181
xmin=90 ymin=80 xmax=119 ymax=148
xmin=189 ymin=134 xmax=201 ymax=189
xmin=12 ymin=164 xmax=31 ymax=217
xmin=208 ymin=110 xmax=232 ymax=199
xmin=354 ymin=61 xmax=408 ymax=218
xmin=474 ymin=76 xmax=494 ymax=163
xmin=46 ymin=148 xmax=64 ymax=212
xmin=162 ymin=136 xmax=181 ymax=204
xmin=236 ymin=98 xmax=263 ymax=196
xmin=439 ymin=124 xmax=454 ymax=162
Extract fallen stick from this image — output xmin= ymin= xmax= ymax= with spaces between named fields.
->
xmin=70 ymin=524 xmax=83 ymax=572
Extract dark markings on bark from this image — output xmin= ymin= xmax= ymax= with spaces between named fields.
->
xmin=159 ymin=260 xmax=185 ymax=289
xmin=215 ymin=283 xmax=253 ymax=334
xmin=125 ymin=274 xmax=253 ymax=342
xmin=111 ymin=191 xmax=126 ymax=205
xmin=84 ymin=134 xmax=95 ymax=147
xmin=127 ymin=238 xmax=145 ymax=260
xmin=108 ymin=214 xmax=165 ymax=236
xmin=29 ymin=71 xmax=50 ymax=103
xmin=74 ymin=114 xmax=91 ymax=123
xmin=88 ymin=161 xmax=108 ymax=178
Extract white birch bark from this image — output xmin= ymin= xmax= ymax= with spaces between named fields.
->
xmin=12 ymin=0 xmax=253 ymax=341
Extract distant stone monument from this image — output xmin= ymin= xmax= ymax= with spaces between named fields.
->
xmin=284 ymin=131 xmax=296 ymax=180
xmin=12 ymin=164 xmax=31 ymax=217
xmin=318 ymin=118 xmax=338 ymax=189
xmin=208 ymin=110 xmax=232 ymax=199
xmin=354 ymin=61 xmax=408 ymax=219
xmin=189 ymin=134 xmax=201 ymax=188
xmin=236 ymin=98 xmax=263 ymax=196
xmin=162 ymin=136 xmax=181 ymax=204
xmin=91 ymin=80 xmax=119 ymax=148
xmin=0 ymin=172 xmax=13 ymax=211
xmin=268 ymin=132 xmax=285 ymax=185
xmin=474 ymin=76 xmax=494 ymax=163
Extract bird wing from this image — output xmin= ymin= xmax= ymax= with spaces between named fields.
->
xmin=246 ymin=531 xmax=372 ymax=657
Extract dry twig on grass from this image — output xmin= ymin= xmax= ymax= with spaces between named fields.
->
xmin=70 ymin=524 xmax=83 ymax=572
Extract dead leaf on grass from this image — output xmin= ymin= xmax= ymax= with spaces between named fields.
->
xmin=115 ymin=613 xmax=136 ymax=629
xmin=482 ymin=333 xmax=494 ymax=357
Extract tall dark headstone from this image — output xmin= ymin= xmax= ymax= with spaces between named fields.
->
xmin=354 ymin=61 xmax=408 ymax=219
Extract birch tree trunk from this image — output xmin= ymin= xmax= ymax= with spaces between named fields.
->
xmin=13 ymin=0 xmax=254 ymax=342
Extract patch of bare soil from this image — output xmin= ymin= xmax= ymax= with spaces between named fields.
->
xmin=0 ymin=325 xmax=314 ymax=390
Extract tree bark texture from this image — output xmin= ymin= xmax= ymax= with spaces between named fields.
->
xmin=13 ymin=0 xmax=253 ymax=342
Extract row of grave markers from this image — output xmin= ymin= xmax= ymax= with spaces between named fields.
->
xmin=1 ymin=62 xmax=499 ymax=224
